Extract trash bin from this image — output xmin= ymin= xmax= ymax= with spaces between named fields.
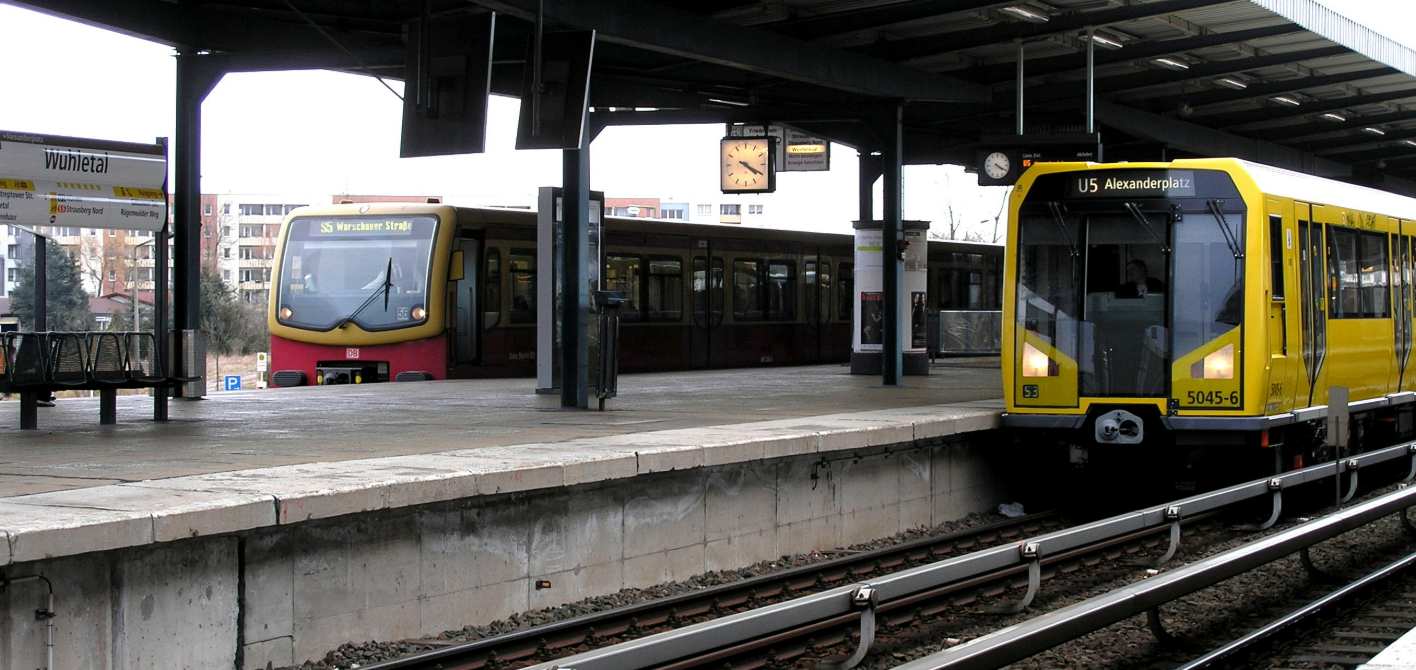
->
xmin=594 ymin=291 xmax=629 ymax=410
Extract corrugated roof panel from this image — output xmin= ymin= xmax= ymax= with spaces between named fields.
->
xmin=1247 ymin=0 xmax=1416 ymax=77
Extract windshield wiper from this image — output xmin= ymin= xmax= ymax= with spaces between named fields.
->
xmin=1046 ymin=201 xmax=1079 ymax=258
xmin=335 ymin=258 xmax=393 ymax=329
xmin=1205 ymin=199 xmax=1243 ymax=261
xmin=1124 ymin=202 xmax=1170 ymax=253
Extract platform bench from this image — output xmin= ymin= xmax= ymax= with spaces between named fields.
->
xmin=0 ymin=331 xmax=196 ymax=430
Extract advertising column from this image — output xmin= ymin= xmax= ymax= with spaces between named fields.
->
xmin=851 ymin=219 xmax=930 ymax=375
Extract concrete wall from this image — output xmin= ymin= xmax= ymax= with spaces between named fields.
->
xmin=0 ymin=437 xmax=1009 ymax=669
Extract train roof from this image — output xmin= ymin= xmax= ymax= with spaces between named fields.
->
xmin=1222 ymin=159 xmax=1416 ymax=221
xmin=447 ymin=205 xmax=1001 ymax=253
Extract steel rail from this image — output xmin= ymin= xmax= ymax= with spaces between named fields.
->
xmin=361 ymin=512 xmax=1058 ymax=670
xmin=1174 ymin=547 xmax=1416 ymax=670
xmin=893 ymin=484 xmax=1416 ymax=670
xmin=520 ymin=441 xmax=1416 ymax=670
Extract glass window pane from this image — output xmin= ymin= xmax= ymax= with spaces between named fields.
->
xmin=1360 ymin=231 xmax=1390 ymax=318
xmin=509 ymin=249 xmax=535 ymax=323
xmin=838 ymin=263 xmax=854 ymax=322
xmin=646 ymin=258 xmax=682 ymax=321
xmin=734 ymin=260 xmax=761 ymax=320
xmin=605 ymin=255 xmax=642 ymax=320
xmin=766 ymin=261 xmax=796 ymax=320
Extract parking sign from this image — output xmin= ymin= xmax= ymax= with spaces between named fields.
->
xmin=224 ymin=375 xmax=241 ymax=391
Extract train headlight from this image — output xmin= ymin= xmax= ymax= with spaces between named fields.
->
xmin=411 ymin=306 xmax=427 ymax=320
xmin=1021 ymin=342 xmax=1058 ymax=377
xmin=279 ymin=307 xmax=293 ymax=319
xmin=1196 ymin=344 xmax=1235 ymax=379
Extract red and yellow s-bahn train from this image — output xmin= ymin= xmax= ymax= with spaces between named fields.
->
xmin=267 ymin=203 xmax=1001 ymax=385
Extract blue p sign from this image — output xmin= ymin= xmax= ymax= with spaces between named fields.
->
xmin=224 ymin=375 xmax=241 ymax=391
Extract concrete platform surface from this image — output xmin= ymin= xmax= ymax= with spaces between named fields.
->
xmin=0 ymin=361 xmax=1002 ymax=565
xmin=1361 ymin=626 xmax=1416 ymax=669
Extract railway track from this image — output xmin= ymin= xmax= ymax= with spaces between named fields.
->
xmin=363 ymin=512 xmax=1065 ymax=670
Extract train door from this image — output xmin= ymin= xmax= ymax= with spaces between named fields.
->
xmin=690 ymin=243 xmax=725 ymax=368
xmin=1266 ymin=201 xmax=1299 ymax=413
xmin=1395 ymin=222 xmax=1414 ymax=391
xmin=453 ymin=238 xmax=481 ymax=365
xmin=1296 ymin=203 xmax=1328 ymax=406
xmin=804 ymin=250 xmax=830 ymax=362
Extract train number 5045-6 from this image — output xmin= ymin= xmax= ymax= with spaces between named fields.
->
xmin=1186 ymin=390 xmax=1239 ymax=406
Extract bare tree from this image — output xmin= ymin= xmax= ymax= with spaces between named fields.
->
xmin=989 ymin=187 xmax=1011 ymax=244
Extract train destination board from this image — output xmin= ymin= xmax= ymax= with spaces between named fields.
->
xmin=1067 ymin=170 xmax=1196 ymax=198
xmin=0 ymin=130 xmax=167 ymax=231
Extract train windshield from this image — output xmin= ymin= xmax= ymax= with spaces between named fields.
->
xmin=276 ymin=215 xmax=439 ymax=331
xmin=1017 ymin=170 xmax=1244 ymax=397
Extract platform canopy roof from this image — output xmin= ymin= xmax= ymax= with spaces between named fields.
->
xmin=20 ymin=0 xmax=1416 ymax=192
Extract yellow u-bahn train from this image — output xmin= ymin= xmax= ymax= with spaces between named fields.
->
xmin=1004 ymin=158 xmax=1416 ymax=475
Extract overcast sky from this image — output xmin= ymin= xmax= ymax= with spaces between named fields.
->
xmin=0 ymin=1 xmax=1411 ymax=238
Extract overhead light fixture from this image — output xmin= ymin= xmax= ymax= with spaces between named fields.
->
xmin=1089 ymin=34 xmax=1123 ymax=49
xmin=1000 ymin=5 xmax=1049 ymax=23
xmin=1214 ymin=78 xmax=1247 ymax=90
xmin=707 ymin=98 xmax=750 ymax=107
xmin=1152 ymin=58 xmax=1190 ymax=71
xmin=1403 ymin=140 xmax=1416 ymax=148
xmin=1363 ymin=127 xmax=1387 ymax=136
xmin=1320 ymin=112 xmax=1347 ymax=122
xmin=1270 ymin=96 xmax=1301 ymax=107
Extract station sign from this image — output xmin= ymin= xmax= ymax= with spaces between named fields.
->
xmin=728 ymin=124 xmax=831 ymax=172
xmin=975 ymin=133 xmax=1101 ymax=187
xmin=256 ymin=352 xmax=269 ymax=372
xmin=0 ymin=130 xmax=167 ymax=231
xmin=224 ymin=375 xmax=241 ymax=391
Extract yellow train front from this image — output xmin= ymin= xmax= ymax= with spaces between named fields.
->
xmin=1003 ymin=158 xmax=1416 ymax=479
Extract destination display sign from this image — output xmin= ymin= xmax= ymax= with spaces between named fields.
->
xmin=296 ymin=215 xmax=436 ymax=239
xmin=1067 ymin=170 xmax=1196 ymax=198
xmin=0 ymin=130 xmax=167 ymax=231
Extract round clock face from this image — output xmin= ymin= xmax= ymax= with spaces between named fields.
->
xmin=984 ymin=152 xmax=1011 ymax=179
xmin=722 ymin=139 xmax=772 ymax=191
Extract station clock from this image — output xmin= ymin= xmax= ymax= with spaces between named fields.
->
xmin=720 ymin=137 xmax=776 ymax=193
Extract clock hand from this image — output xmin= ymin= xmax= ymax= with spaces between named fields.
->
xmin=739 ymin=160 xmax=763 ymax=176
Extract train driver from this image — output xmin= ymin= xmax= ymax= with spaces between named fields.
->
xmin=1116 ymin=259 xmax=1165 ymax=299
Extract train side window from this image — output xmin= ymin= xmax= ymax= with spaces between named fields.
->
xmin=838 ymin=263 xmax=854 ymax=321
xmin=1269 ymin=215 xmax=1285 ymax=300
xmin=646 ymin=257 xmax=683 ymax=321
xmin=818 ymin=262 xmax=833 ymax=322
xmin=509 ymin=249 xmax=536 ymax=324
xmin=1360 ymin=231 xmax=1390 ymax=318
xmin=605 ymin=255 xmax=643 ymax=321
xmin=733 ymin=259 xmax=763 ymax=320
xmin=483 ymin=248 xmax=501 ymax=329
xmin=766 ymin=261 xmax=796 ymax=320
xmin=805 ymin=261 xmax=819 ymax=323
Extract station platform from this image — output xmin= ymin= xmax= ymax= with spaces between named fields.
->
xmin=1362 ymin=626 xmax=1416 ymax=669
xmin=0 ymin=361 xmax=1008 ymax=669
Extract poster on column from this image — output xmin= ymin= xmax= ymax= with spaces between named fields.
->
xmin=911 ymin=291 xmax=927 ymax=349
xmin=860 ymin=292 xmax=883 ymax=349
xmin=0 ymin=130 xmax=167 ymax=232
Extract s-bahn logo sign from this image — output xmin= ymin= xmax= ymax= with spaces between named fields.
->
xmin=1069 ymin=170 xmax=1196 ymax=199
xmin=0 ymin=130 xmax=167 ymax=231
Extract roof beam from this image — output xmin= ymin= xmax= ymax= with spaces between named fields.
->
xmin=1203 ymin=87 xmax=1416 ymax=128
xmin=859 ymin=0 xmax=1234 ymax=63
xmin=1317 ymin=144 xmax=1416 ymax=164
xmin=1249 ymin=108 xmax=1416 ymax=142
xmin=470 ymin=0 xmax=991 ymax=102
xmin=1092 ymin=99 xmax=1352 ymax=176
xmin=763 ymin=0 xmax=1016 ymax=41
xmin=972 ymin=24 xmax=1305 ymax=84
xmin=1137 ymin=66 xmax=1399 ymax=111
xmin=1307 ymin=127 xmax=1416 ymax=153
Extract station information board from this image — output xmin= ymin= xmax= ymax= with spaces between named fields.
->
xmin=0 ymin=130 xmax=167 ymax=231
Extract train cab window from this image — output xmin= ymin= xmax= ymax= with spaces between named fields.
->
xmin=605 ymin=255 xmax=643 ymax=321
xmin=646 ymin=258 xmax=683 ymax=321
xmin=838 ymin=263 xmax=854 ymax=321
xmin=1080 ymin=214 xmax=1169 ymax=396
xmin=509 ymin=249 xmax=536 ymax=324
xmin=483 ymin=249 xmax=501 ymax=328
xmin=1327 ymin=228 xmax=1389 ymax=319
xmin=766 ymin=261 xmax=797 ymax=320
xmin=733 ymin=260 xmax=763 ymax=320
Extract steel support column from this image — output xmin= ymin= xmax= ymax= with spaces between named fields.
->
xmin=560 ymin=126 xmax=591 ymax=409
xmin=173 ymin=53 xmax=223 ymax=397
xmin=859 ymin=152 xmax=882 ymax=222
xmin=882 ymin=104 xmax=904 ymax=386
xmin=33 ymin=236 xmax=46 ymax=331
